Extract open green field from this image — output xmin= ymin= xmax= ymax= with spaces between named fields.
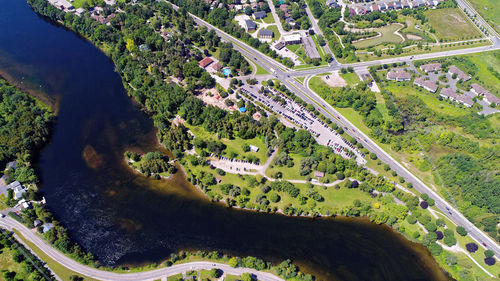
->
xmin=0 ymin=243 xmax=28 ymax=280
xmin=467 ymin=0 xmax=500 ymax=34
xmin=340 ymin=72 xmax=360 ymax=86
xmin=352 ymin=24 xmax=404 ymax=49
xmin=424 ymin=8 xmax=482 ymax=41
xmin=463 ymin=50 xmax=500 ymax=95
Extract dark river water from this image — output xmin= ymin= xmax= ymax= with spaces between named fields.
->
xmin=0 ymin=1 xmax=452 ymax=280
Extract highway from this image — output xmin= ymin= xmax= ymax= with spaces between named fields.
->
xmin=0 ymin=217 xmax=284 ymax=281
xmin=169 ymin=1 xmax=500 ymax=259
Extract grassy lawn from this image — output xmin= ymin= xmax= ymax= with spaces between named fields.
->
xmin=187 ymin=125 xmax=268 ymax=164
xmin=12 ymin=229 xmax=100 ymax=281
xmin=225 ymin=274 xmax=241 ymax=281
xmin=353 ymin=24 xmax=404 ymax=49
xmin=308 ymin=76 xmax=333 ymax=95
xmin=266 ymin=25 xmax=281 ymax=40
xmin=466 ymin=0 xmax=500 ymax=34
xmin=261 ymin=13 xmax=275 ymax=24
xmin=340 ymin=72 xmax=360 ymax=87
xmin=424 ymin=8 xmax=482 ymax=41
xmin=255 ymin=63 xmax=269 ymax=75
xmin=265 ymin=152 xmax=307 ymax=180
xmin=295 ymin=76 xmax=306 ymax=84
xmin=199 ymin=269 xmax=214 ymax=280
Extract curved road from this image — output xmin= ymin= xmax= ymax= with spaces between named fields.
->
xmin=0 ymin=217 xmax=284 ymax=281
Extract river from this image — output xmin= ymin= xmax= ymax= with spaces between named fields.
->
xmin=0 ymin=1 xmax=452 ymax=280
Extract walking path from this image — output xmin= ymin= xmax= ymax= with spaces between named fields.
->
xmin=0 ymin=217 xmax=285 ymax=281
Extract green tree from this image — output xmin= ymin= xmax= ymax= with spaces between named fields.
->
xmin=229 ymin=257 xmax=238 ymax=267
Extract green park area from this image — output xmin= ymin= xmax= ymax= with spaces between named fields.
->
xmin=467 ymin=0 xmax=500 ymax=34
xmin=340 ymin=72 xmax=360 ymax=86
xmin=352 ymin=24 xmax=404 ymax=49
xmin=424 ymin=8 xmax=483 ymax=41
xmin=398 ymin=16 xmax=434 ymax=43
xmin=187 ymin=125 xmax=268 ymax=164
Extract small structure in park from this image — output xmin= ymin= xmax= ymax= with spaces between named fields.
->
xmin=386 ymin=69 xmax=411 ymax=81
xmin=314 ymin=171 xmax=325 ymax=178
xmin=414 ymin=77 xmax=438 ymax=93
xmin=419 ymin=63 xmax=441 ymax=73
xmin=249 ymin=145 xmax=260 ymax=152
xmin=448 ymin=65 xmax=470 ymax=81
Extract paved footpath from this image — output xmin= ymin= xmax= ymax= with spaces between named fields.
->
xmin=0 ymin=217 xmax=284 ymax=281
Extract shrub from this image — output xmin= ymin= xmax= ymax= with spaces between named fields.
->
xmin=269 ymin=193 xmax=280 ymax=203
xmin=465 ymin=243 xmax=478 ymax=253
xmin=446 ymin=254 xmax=457 ymax=265
xmin=427 ymin=198 xmax=435 ymax=206
xmin=484 ymin=257 xmax=496 ymax=266
xmin=421 ymin=193 xmax=429 ymax=201
xmin=407 ymin=215 xmax=417 ymax=224
xmin=428 ymin=243 xmax=443 ymax=256
xmin=444 ymin=235 xmax=457 ymax=247
xmin=435 ymin=231 xmax=444 ymax=240
xmin=456 ymin=226 xmax=467 ymax=236
xmin=484 ymin=250 xmax=494 ymax=258
xmin=424 ymin=222 xmax=437 ymax=232
xmin=420 ymin=201 xmax=429 ymax=209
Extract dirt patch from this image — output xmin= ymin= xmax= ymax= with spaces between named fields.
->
xmin=321 ymin=72 xmax=347 ymax=87
xmin=406 ymin=34 xmax=422 ymax=40
xmin=198 ymin=88 xmax=237 ymax=112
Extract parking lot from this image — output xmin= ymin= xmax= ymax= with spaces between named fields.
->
xmin=241 ymin=85 xmax=366 ymax=165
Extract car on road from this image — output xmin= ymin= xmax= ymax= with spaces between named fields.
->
xmin=0 ymin=214 xmax=4 ymax=218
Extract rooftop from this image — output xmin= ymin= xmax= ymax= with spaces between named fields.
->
xmin=199 ymin=57 xmax=214 ymax=68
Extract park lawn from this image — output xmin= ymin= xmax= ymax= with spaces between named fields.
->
xmin=262 ymin=13 xmax=275 ymax=24
xmin=424 ymin=8 xmax=482 ymax=41
xmin=384 ymin=83 xmax=469 ymax=117
xmin=353 ymin=24 xmax=404 ymax=49
xmin=265 ymin=152 xmax=307 ymax=180
xmin=187 ymin=125 xmax=268 ymax=164
xmin=0 ymin=244 xmax=28 ymax=280
xmin=266 ymin=25 xmax=281 ymax=40
xmin=12 ymin=229 xmax=100 ymax=281
xmin=398 ymin=16 xmax=434 ymax=43
xmin=339 ymin=72 xmax=360 ymax=87
xmin=467 ymin=0 xmax=500 ymax=34
xmin=317 ymin=185 xmax=376 ymax=208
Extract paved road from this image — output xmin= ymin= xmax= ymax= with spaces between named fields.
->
xmin=168 ymin=1 xmax=500 ymax=259
xmin=0 ymin=217 xmax=284 ymax=281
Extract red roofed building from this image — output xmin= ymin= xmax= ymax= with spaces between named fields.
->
xmin=199 ymin=57 xmax=214 ymax=68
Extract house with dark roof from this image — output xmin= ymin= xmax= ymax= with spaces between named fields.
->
xmin=258 ymin=29 xmax=274 ymax=39
xmin=253 ymin=11 xmax=266 ymax=20
xmin=245 ymin=19 xmax=257 ymax=31
xmin=395 ymin=1 xmax=402 ymax=9
xmin=302 ymin=36 xmax=321 ymax=59
xmin=402 ymin=1 xmax=410 ymax=8
xmin=386 ymin=69 xmax=411 ymax=81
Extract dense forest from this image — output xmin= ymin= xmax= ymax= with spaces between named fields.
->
xmin=0 ymin=78 xmax=53 ymax=178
